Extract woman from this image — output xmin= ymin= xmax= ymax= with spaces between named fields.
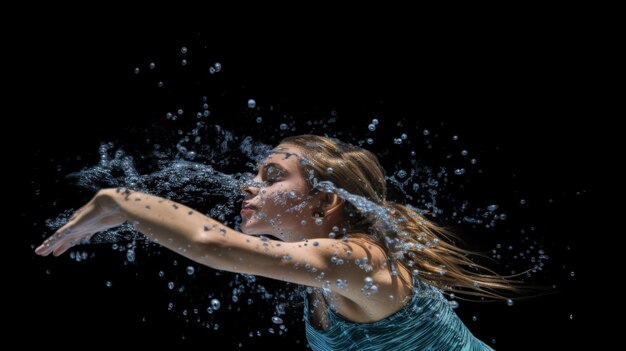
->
xmin=36 ymin=134 xmax=511 ymax=350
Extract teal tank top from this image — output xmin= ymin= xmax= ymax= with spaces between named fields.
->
xmin=304 ymin=279 xmax=494 ymax=351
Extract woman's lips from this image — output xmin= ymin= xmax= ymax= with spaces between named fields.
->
xmin=240 ymin=208 xmax=255 ymax=215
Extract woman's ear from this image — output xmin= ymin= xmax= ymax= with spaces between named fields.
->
xmin=320 ymin=194 xmax=344 ymax=216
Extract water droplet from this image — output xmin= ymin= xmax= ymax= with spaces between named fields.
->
xmin=211 ymin=298 xmax=221 ymax=310
xmin=326 ymin=167 xmax=333 ymax=174
xmin=371 ymin=118 xmax=379 ymax=125
xmin=181 ymin=47 xmax=188 ymax=53
xmin=126 ymin=249 xmax=135 ymax=262
xmin=506 ymin=299 xmax=514 ymax=306
xmin=520 ymin=199 xmax=526 ymax=205
xmin=256 ymin=117 xmax=262 ymax=123
xmin=423 ymin=129 xmax=430 ymax=136
xmin=448 ymin=300 xmax=459 ymax=309
xmin=213 ymin=62 xmax=222 ymax=72
xmin=315 ymin=218 xmax=323 ymax=225
xmin=159 ymin=271 xmax=164 ymax=277
xmin=368 ymin=124 xmax=376 ymax=131
xmin=133 ymin=67 xmax=140 ymax=74
xmin=271 ymin=316 xmax=283 ymax=324
xmin=472 ymin=316 xmax=477 ymax=321
xmin=168 ymin=282 xmax=175 ymax=290
xmin=401 ymin=133 xmax=408 ymax=140
xmin=157 ymin=81 xmax=164 ymax=88
xmin=570 ymin=271 xmax=575 ymax=277
xmin=181 ymin=59 xmax=188 ymax=66
xmin=106 ymin=281 xmax=112 ymax=287
xmin=461 ymin=150 xmax=468 ymax=156
xmin=487 ymin=204 xmax=499 ymax=211
xmin=397 ymin=170 xmax=407 ymax=178
xmin=366 ymin=138 xmax=374 ymax=144
xmin=454 ymin=168 xmax=465 ymax=175
xmin=247 ymin=99 xmax=256 ymax=108
xmin=186 ymin=266 xmax=195 ymax=275
xmin=453 ymin=135 xmax=459 ymax=140
xmin=313 ymin=241 xmax=319 ymax=246
xmin=279 ymin=123 xmax=288 ymax=130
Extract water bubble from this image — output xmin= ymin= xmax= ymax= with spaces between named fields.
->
xmin=105 ymin=281 xmax=112 ymax=288
xmin=177 ymin=109 xmax=184 ymax=115
xmin=181 ymin=47 xmax=188 ymax=53
xmin=133 ymin=67 xmax=140 ymax=74
xmin=454 ymin=168 xmax=465 ymax=175
xmin=506 ymin=299 xmax=514 ymax=306
xmin=181 ymin=59 xmax=188 ymax=66
xmin=401 ymin=133 xmax=408 ymax=140
xmin=470 ymin=158 xmax=477 ymax=165
xmin=126 ymin=249 xmax=135 ymax=262
xmin=247 ymin=99 xmax=256 ymax=108
xmin=397 ymin=170 xmax=407 ymax=178
xmin=149 ymin=62 xmax=156 ymax=70
xmin=313 ymin=241 xmax=319 ymax=246
xmin=168 ymin=282 xmax=175 ymax=290
xmin=209 ymin=67 xmax=216 ymax=74
xmin=487 ymin=204 xmax=499 ymax=211
xmin=448 ymin=300 xmax=459 ymax=309
xmin=368 ymin=124 xmax=376 ymax=131
xmin=256 ymin=117 xmax=263 ymax=123
xmin=300 ymin=220 xmax=307 ymax=226
xmin=186 ymin=266 xmax=195 ymax=275
xmin=423 ymin=129 xmax=430 ymax=136
xmin=326 ymin=167 xmax=333 ymax=174
xmin=520 ymin=199 xmax=527 ymax=205
xmin=570 ymin=271 xmax=575 ymax=277
xmin=157 ymin=81 xmax=164 ymax=88
xmin=371 ymin=118 xmax=379 ymax=125
xmin=461 ymin=150 xmax=468 ymax=156
xmin=279 ymin=123 xmax=288 ymax=130
xmin=393 ymin=138 xmax=402 ymax=145
xmin=211 ymin=298 xmax=221 ymax=310
xmin=366 ymin=138 xmax=374 ymax=144
xmin=271 ymin=316 xmax=283 ymax=324
xmin=159 ymin=271 xmax=164 ymax=277
xmin=472 ymin=316 xmax=477 ymax=321
xmin=453 ymin=135 xmax=459 ymax=140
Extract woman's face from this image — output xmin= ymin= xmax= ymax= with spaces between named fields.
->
xmin=240 ymin=144 xmax=318 ymax=241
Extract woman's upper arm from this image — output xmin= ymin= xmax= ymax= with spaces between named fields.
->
xmin=196 ymin=227 xmax=392 ymax=300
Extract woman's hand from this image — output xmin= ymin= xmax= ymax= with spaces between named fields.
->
xmin=35 ymin=189 xmax=126 ymax=257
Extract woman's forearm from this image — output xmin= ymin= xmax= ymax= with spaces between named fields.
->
xmin=98 ymin=188 xmax=222 ymax=263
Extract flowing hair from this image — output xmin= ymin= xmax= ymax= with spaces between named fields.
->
xmin=281 ymin=134 xmax=516 ymax=299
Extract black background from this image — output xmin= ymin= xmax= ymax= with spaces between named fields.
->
xmin=13 ymin=18 xmax=605 ymax=349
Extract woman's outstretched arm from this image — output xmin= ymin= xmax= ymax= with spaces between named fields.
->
xmin=35 ymin=188 xmax=409 ymax=320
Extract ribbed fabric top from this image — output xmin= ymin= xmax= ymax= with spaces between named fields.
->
xmin=304 ymin=279 xmax=494 ymax=351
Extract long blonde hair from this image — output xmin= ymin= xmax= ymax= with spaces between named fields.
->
xmin=282 ymin=134 xmax=516 ymax=299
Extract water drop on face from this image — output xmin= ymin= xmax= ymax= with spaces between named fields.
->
xmin=211 ymin=298 xmax=221 ymax=310
xmin=247 ymin=99 xmax=256 ymax=109
xmin=315 ymin=218 xmax=323 ymax=225
xmin=313 ymin=241 xmax=319 ymax=246
xmin=271 ymin=316 xmax=283 ymax=324
xmin=186 ymin=266 xmax=195 ymax=275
